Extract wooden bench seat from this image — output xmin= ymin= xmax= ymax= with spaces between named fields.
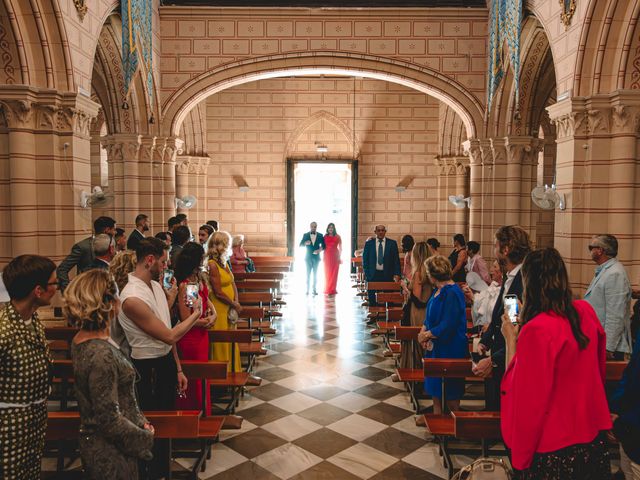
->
xmin=424 ymin=414 xmax=455 ymax=436
xmin=366 ymin=281 xmax=401 ymax=292
xmin=234 ymin=272 xmax=285 ymax=281
xmin=209 ymin=372 xmax=249 ymax=387
xmin=377 ymin=321 xmax=400 ymax=331
xmin=451 ymin=411 xmax=501 ymax=441
xmin=236 ymin=280 xmax=280 ymax=292
xmin=395 ymin=368 xmax=423 ymax=382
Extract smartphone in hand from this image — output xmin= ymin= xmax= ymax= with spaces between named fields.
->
xmin=163 ymin=269 xmax=174 ymax=290
xmin=185 ymin=283 xmax=199 ymax=307
xmin=504 ymin=294 xmax=519 ymax=325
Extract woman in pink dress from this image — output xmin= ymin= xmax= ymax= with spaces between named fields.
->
xmin=323 ymin=223 xmax=342 ymax=295
xmin=230 ymin=235 xmax=249 ymax=274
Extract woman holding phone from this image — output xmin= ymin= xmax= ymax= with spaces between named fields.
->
xmin=173 ymin=242 xmax=217 ymax=413
xmin=500 ymin=248 xmax=611 ymax=478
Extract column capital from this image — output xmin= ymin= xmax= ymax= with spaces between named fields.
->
xmin=101 ymin=134 xmax=142 ymax=162
xmin=547 ymin=91 xmax=640 ymax=138
xmin=434 ymin=155 xmax=469 ymax=176
xmin=0 ymin=87 xmax=99 ymax=136
xmin=504 ymin=135 xmax=543 ymax=165
xmin=176 ymin=155 xmax=211 ymax=175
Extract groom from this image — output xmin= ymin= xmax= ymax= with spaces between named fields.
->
xmin=299 ymin=222 xmax=325 ymax=295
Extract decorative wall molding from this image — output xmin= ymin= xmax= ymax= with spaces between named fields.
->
xmin=434 ymin=155 xmax=469 ymax=176
xmin=559 ymin=0 xmax=576 ymax=29
xmin=74 ymin=0 xmax=88 ymax=21
xmin=176 ymin=155 xmax=210 ymax=175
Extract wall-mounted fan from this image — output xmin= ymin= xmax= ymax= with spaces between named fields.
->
xmin=80 ymin=186 xmax=114 ymax=208
xmin=531 ymin=184 xmax=565 ymax=210
xmin=448 ymin=194 xmax=471 ymax=209
xmin=175 ymin=195 xmax=197 ymax=210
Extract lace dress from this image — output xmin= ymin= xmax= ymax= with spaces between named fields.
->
xmin=72 ymin=338 xmax=154 ymax=479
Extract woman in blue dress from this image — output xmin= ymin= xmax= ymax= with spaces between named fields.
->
xmin=418 ymin=255 xmax=468 ymax=414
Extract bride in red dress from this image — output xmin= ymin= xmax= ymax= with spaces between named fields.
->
xmin=323 ymin=223 xmax=342 ymax=295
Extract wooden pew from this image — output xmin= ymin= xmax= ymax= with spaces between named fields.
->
xmin=235 ymin=279 xmax=280 ymax=293
xmin=237 ymin=306 xmax=275 ymax=338
xmin=238 ymin=291 xmax=281 ymax=318
xmin=234 ymin=272 xmax=285 ymax=281
xmin=208 ymin=329 xmax=263 ymax=412
xmin=394 ymin=326 xmax=423 ymax=412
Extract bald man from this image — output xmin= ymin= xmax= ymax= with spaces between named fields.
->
xmin=362 ymin=225 xmax=401 ymax=305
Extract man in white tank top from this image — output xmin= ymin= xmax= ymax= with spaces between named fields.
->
xmin=118 ymin=237 xmax=202 ymax=478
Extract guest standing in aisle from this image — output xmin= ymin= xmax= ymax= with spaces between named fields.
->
xmin=323 ymin=223 xmax=342 ymax=296
xmin=362 ymin=225 xmax=401 ymax=306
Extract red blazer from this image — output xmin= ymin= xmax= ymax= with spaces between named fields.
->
xmin=501 ymin=300 xmax=612 ymax=470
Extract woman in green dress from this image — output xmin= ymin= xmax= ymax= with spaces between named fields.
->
xmin=0 ymin=255 xmax=57 ymax=480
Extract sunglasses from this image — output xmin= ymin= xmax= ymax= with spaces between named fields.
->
xmin=588 ymin=245 xmax=602 ymax=251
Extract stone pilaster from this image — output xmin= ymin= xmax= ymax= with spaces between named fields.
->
xmin=434 ymin=155 xmax=469 ymax=239
xmin=548 ymin=91 xmax=640 ymax=290
xmin=176 ymin=155 xmax=210 ymax=228
xmin=0 ymin=87 xmax=99 ymax=263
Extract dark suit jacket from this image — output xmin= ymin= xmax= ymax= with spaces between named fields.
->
xmin=480 ymin=270 xmax=523 ymax=371
xmin=57 ymin=236 xmax=94 ymax=290
xmin=88 ymin=258 xmax=110 ymax=270
xmin=299 ymin=232 xmax=325 ymax=261
xmin=127 ymin=229 xmax=145 ymax=251
xmin=362 ymin=237 xmax=401 ymax=281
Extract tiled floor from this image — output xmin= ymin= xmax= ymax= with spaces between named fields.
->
xmin=182 ymin=290 xmax=456 ymax=480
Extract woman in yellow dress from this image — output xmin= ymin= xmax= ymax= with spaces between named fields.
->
xmin=207 ymin=231 xmax=242 ymax=371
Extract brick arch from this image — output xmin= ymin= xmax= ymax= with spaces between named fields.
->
xmin=161 ymin=52 xmax=484 ymax=140
xmin=284 ymin=110 xmax=361 ymax=159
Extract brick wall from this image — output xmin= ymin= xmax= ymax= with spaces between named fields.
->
xmin=205 ymin=77 xmax=450 ymax=254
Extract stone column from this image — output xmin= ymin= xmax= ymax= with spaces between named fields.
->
xmin=505 ymin=136 xmax=542 ymax=237
xmin=176 ymin=155 xmax=210 ymax=228
xmin=434 ymin=156 xmax=470 ymax=240
xmin=102 ymin=134 xmax=142 ymax=231
xmin=463 ymin=139 xmax=483 ymax=242
xmin=0 ymin=89 xmax=99 ymax=263
xmin=548 ymin=92 xmax=640 ymax=290
xmin=162 ymin=137 xmax=183 ymax=227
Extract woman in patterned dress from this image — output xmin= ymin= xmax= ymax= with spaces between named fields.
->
xmin=0 ymin=255 xmax=57 ymax=480
xmin=67 ymin=269 xmax=154 ymax=479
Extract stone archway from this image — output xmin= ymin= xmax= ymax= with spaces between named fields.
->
xmin=160 ymin=52 xmax=485 ymax=141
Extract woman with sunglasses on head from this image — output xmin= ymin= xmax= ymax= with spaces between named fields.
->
xmin=500 ymin=248 xmax=612 ymax=479
xmin=67 ymin=269 xmax=154 ymax=479
xmin=0 ymin=255 xmax=57 ymax=480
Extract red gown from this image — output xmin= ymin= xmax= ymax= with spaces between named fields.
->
xmin=323 ymin=234 xmax=341 ymax=294
xmin=176 ymin=280 xmax=211 ymax=414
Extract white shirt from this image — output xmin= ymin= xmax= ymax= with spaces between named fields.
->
xmin=503 ymin=263 xmax=522 ymax=301
xmin=118 ymin=273 xmax=172 ymax=359
xmin=376 ymin=237 xmax=386 ymax=271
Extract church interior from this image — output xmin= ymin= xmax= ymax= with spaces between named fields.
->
xmin=1 ymin=0 xmax=640 ymax=478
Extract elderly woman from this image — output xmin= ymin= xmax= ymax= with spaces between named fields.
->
xmin=0 ymin=255 xmax=56 ymax=480
xmin=67 ymin=269 xmax=154 ymax=479
xmin=418 ymin=255 xmax=468 ymax=415
xmin=230 ymin=234 xmax=252 ymax=274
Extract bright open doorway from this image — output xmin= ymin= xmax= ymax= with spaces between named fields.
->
xmin=287 ymin=160 xmax=356 ymax=295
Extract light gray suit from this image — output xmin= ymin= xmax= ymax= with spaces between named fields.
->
xmin=584 ymin=258 xmax=632 ymax=353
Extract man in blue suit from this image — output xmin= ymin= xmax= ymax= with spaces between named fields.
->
xmin=362 ymin=225 xmax=401 ymax=305
xmin=299 ymin=222 xmax=325 ymax=295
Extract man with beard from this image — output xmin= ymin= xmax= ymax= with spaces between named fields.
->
xmin=118 ymin=238 xmax=203 ymax=478
xmin=127 ymin=213 xmax=151 ymax=251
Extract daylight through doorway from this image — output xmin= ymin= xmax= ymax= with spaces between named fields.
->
xmin=290 ymin=162 xmax=353 ymax=296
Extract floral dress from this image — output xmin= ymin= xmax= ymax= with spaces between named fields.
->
xmin=0 ymin=302 xmax=51 ymax=480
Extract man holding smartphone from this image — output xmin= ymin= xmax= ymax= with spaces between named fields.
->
xmin=473 ymin=226 xmax=531 ymax=410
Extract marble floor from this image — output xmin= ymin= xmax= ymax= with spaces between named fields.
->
xmin=182 ymin=288 xmax=465 ymax=480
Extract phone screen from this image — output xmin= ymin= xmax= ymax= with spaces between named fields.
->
xmin=185 ymin=283 xmax=199 ymax=307
xmin=163 ymin=270 xmax=174 ymax=289
xmin=504 ymin=295 xmax=519 ymax=324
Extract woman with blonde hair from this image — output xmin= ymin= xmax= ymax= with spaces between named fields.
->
xmin=207 ymin=231 xmax=242 ymax=370
xmin=109 ymin=250 xmax=137 ymax=292
xmin=67 ymin=269 xmax=154 ymax=479
xmin=396 ymin=242 xmax=433 ymax=375
xmin=230 ymin=234 xmax=252 ymax=274
xmin=418 ymin=255 xmax=468 ymax=414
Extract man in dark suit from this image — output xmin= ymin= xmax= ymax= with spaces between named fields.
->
xmin=299 ymin=222 xmax=325 ymax=295
xmin=127 ymin=213 xmax=150 ymax=251
xmin=473 ymin=225 xmax=531 ymax=410
xmin=57 ymin=216 xmax=116 ymax=291
xmin=88 ymin=234 xmax=115 ymax=270
xmin=362 ymin=225 xmax=401 ymax=305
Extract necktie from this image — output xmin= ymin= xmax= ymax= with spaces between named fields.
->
xmin=377 ymin=240 xmax=384 ymax=265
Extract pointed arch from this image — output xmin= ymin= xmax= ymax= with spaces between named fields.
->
xmin=284 ymin=110 xmax=361 ymax=159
